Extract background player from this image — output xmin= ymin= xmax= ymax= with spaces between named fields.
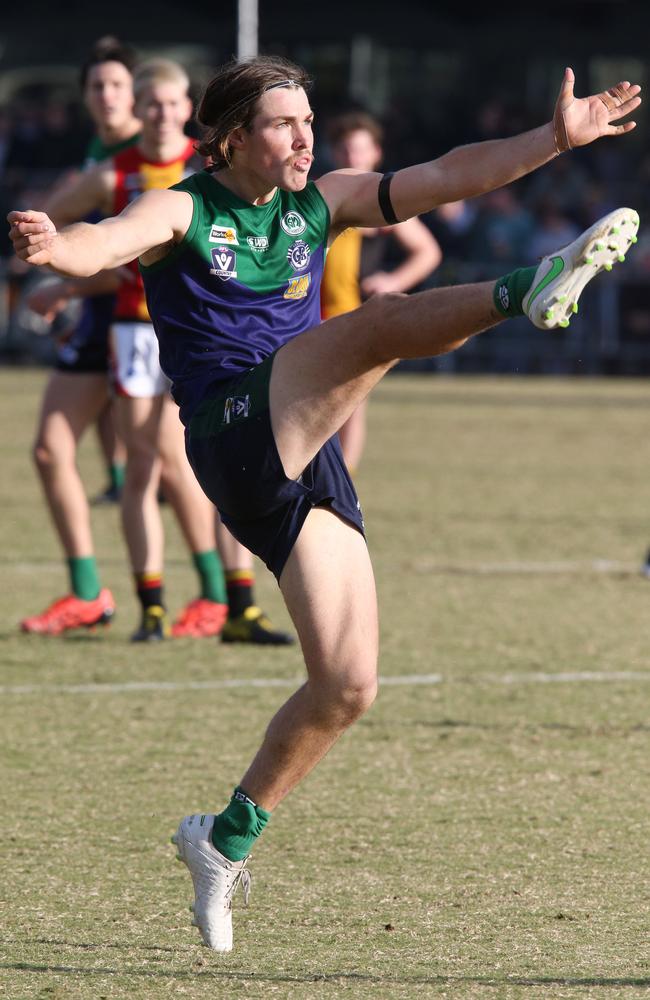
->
xmin=21 ymin=36 xmax=140 ymax=635
xmin=321 ymin=111 xmax=441 ymax=471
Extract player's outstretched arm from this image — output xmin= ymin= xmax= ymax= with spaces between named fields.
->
xmin=8 ymin=188 xmax=194 ymax=276
xmin=320 ymin=68 xmax=641 ymax=228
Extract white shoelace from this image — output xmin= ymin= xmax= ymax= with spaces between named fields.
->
xmin=225 ymin=867 xmax=252 ymax=907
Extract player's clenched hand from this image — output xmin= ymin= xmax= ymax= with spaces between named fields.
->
xmin=7 ymin=210 xmax=58 ymax=266
xmin=553 ymin=67 xmax=641 ymax=152
xmin=25 ymin=282 xmax=70 ymax=322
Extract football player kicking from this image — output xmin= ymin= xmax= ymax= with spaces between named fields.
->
xmin=10 ymin=56 xmax=640 ymax=948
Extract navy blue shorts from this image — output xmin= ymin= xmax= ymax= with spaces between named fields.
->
xmin=55 ymin=295 xmax=114 ymax=374
xmin=185 ymin=353 xmax=365 ymax=581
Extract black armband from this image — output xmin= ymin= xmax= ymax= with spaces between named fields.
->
xmin=378 ymin=171 xmax=399 ymax=225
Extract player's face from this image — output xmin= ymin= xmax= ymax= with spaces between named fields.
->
xmin=84 ymin=61 xmax=135 ymax=130
xmin=333 ymin=129 xmax=382 ymax=171
xmin=135 ymin=82 xmax=192 ymax=143
xmin=237 ymin=86 xmax=314 ymax=191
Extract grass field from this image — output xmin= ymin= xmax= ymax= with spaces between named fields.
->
xmin=2 ymin=368 xmax=650 ymax=1000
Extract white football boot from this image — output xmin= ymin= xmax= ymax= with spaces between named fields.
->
xmin=522 ymin=207 xmax=639 ymax=330
xmin=171 ymin=813 xmax=251 ymax=952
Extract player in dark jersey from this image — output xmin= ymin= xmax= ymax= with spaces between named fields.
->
xmin=10 ymin=56 xmax=641 ymax=950
xmin=20 ymin=37 xmax=140 ymax=636
xmin=33 ymin=57 xmax=293 ymax=644
xmin=38 ymin=58 xmax=231 ymax=641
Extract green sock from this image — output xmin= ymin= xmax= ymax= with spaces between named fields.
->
xmin=493 ymin=265 xmax=538 ymax=318
xmin=211 ymin=787 xmax=271 ymax=861
xmin=68 ymin=556 xmax=101 ymax=600
xmin=193 ymin=549 xmax=227 ymax=603
xmin=110 ymin=462 xmax=125 ymax=492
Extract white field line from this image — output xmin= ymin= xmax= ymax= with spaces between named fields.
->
xmin=3 ymin=671 xmax=650 ymax=697
xmin=411 ymin=559 xmax=640 ymax=575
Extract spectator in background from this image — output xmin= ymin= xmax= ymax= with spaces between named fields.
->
xmin=523 ymin=152 xmax=591 ymax=224
xmin=427 ymin=199 xmax=479 ymax=283
xmin=469 ymin=187 xmax=534 ymax=271
xmin=4 ymin=94 xmax=88 ymax=180
xmin=526 ymin=196 xmax=580 ymax=261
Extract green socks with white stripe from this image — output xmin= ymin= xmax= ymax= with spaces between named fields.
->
xmin=493 ymin=266 xmax=538 ymax=319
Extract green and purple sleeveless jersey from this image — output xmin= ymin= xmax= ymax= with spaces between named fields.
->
xmin=140 ymin=170 xmax=330 ymax=424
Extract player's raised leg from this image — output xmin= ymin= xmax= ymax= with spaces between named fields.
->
xmin=270 ymin=280 xmax=498 ymax=480
xmin=271 ymin=207 xmax=639 ymax=480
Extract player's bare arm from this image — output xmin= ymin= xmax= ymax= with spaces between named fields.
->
xmin=360 ymin=216 xmax=442 ymax=297
xmin=318 ymin=68 xmax=641 ymax=229
xmin=8 ymin=188 xmax=194 ymax=276
xmin=44 ymin=161 xmax=116 ymax=227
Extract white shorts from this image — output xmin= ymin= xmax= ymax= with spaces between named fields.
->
xmin=110 ymin=321 xmax=170 ymax=398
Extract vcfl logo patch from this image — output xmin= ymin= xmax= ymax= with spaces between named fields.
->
xmin=210 ymin=246 xmax=237 ymax=280
xmin=223 ymin=394 xmax=251 ymax=424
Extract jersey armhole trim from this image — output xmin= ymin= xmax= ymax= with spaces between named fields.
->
xmin=308 ymin=181 xmax=331 ymax=240
xmin=139 ymin=187 xmax=200 ymax=274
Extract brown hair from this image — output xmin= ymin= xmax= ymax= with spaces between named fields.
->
xmin=326 ymin=111 xmax=384 ymax=148
xmin=80 ymin=36 xmax=137 ymax=89
xmin=196 ymin=55 xmax=312 ymax=168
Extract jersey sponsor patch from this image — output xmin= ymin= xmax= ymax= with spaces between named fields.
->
xmin=210 ymin=247 xmax=237 ymax=280
xmin=247 ymin=235 xmax=269 ymax=252
xmin=284 ymin=274 xmax=311 ymax=300
xmin=224 ymin=394 xmax=250 ymax=424
xmin=286 ymin=239 xmax=311 ymax=271
xmin=209 ymin=225 xmax=239 ymax=245
xmin=280 ymin=210 xmax=306 ymax=236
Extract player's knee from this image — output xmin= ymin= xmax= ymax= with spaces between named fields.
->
xmin=32 ymin=437 xmax=62 ymax=472
xmin=124 ymin=448 xmax=158 ymax=493
xmin=322 ymin=669 xmax=378 ymax=726
xmin=341 ymin=674 xmax=378 ymax=721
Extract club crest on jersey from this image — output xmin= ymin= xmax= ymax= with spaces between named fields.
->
xmin=284 ymin=274 xmax=311 ymax=300
xmin=286 ymin=239 xmax=311 ymax=271
xmin=280 ymin=210 xmax=306 ymax=236
xmin=247 ymin=235 xmax=269 ymax=252
xmin=209 ymin=225 xmax=239 ymax=245
xmin=210 ymin=247 xmax=237 ymax=280
xmin=223 ymin=394 xmax=250 ymax=424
